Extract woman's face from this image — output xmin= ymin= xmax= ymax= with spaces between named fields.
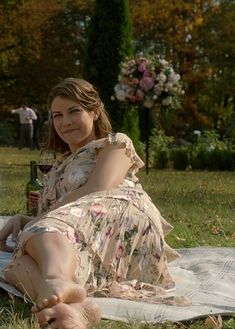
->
xmin=51 ymin=96 xmax=97 ymax=153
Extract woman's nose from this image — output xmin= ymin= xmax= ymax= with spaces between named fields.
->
xmin=61 ymin=115 xmax=72 ymax=126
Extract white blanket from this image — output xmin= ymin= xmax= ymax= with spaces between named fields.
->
xmin=0 ymin=216 xmax=235 ymax=323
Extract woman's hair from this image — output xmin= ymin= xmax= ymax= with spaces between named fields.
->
xmin=46 ymin=78 xmax=112 ymax=153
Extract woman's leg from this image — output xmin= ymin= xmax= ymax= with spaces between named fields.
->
xmin=5 ymin=232 xmax=86 ymax=306
xmin=4 ymin=255 xmax=101 ymax=329
xmin=4 ymin=254 xmax=41 ymax=301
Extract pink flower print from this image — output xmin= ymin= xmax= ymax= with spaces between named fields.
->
xmin=90 ymin=202 xmax=107 ymax=218
xmin=62 ymin=227 xmax=80 ymax=243
xmin=126 ymin=190 xmax=139 ymax=207
xmin=115 ymin=244 xmax=125 ymax=260
xmin=139 ymin=77 xmax=154 ymax=91
xmin=106 ymin=226 xmax=114 ymax=238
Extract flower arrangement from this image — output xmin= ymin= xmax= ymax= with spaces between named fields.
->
xmin=113 ymin=54 xmax=184 ymax=110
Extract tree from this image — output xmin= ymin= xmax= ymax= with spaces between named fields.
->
xmin=0 ymin=0 xmax=92 ymax=109
xmin=84 ymin=0 xmax=139 ymax=141
xmin=197 ymin=0 xmax=235 ymax=131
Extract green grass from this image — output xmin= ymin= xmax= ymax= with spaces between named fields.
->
xmin=0 ymin=146 xmax=235 ymax=328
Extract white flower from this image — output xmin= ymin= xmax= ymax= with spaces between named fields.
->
xmin=115 ymin=90 xmax=127 ymax=101
xmin=144 ymin=98 xmax=154 ymax=108
xmin=164 ymin=82 xmax=173 ymax=91
xmin=158 ymin=72 xmax=167 ymax=83
xmin=114 ymin=84 xmax=129 ymax=101
xmin=162 ymin=96 xmax=173 ymax=106
xmin=207 ymin=144 xmax=215 ymax=152
xmin=159 ymin=59 xmax=169 ymax=65
xmin=154 ymin=84 xmax=163 ymax=96
xmin=168 ymin=72 xmax=181 ymax=85
xmin=193 ymin=130 xmax=201 ymax=136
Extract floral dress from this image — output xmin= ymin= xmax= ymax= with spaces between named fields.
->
xmin=13 ymin=133 xmax=189 ymax=305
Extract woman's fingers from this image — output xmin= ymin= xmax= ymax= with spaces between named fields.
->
xmin=12 ymin=219 xmax=21 ymax=242
xmin=0 ymin=239 xmax=13 ymax=252
xmin=0 ymin=215 xmax=22 ymax=251
xmin=0 ymin=226 xmax=12 ymax=250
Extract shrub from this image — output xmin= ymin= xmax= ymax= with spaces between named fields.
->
xmin=170 ymin=147 xmax=189 ymax=170
xmin=0 ymin=122 xmax=14 ymax=146
xmin=154 ymin=149 xmax=170 ymax=169
xmin=149 ymin=128 xmax=173 ymax=168
xmin=84 ymin=0 xmax=134 ymax=133
xmin=205 ymin=148 xmax=235 ymax=171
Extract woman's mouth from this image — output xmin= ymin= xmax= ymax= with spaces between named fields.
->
xmin=62 ymin=129 xmax=78 ymax=135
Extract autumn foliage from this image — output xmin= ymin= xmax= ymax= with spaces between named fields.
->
xmin=0 ymin=0 xmax=234 ymax=138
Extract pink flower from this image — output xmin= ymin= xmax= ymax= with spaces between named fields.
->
xmin=139 ymin=77 xmax=154 ymax=91
xmin=143 ymin=70 xmax=151 ymax=77
xmin=113 ymin=54 xmax=183 ymax=110
xmin=138 ymin=62 xmax=147 ymax=72
xmin=91 ymin=202 xmax=107 ymax=217
xmin=106 ymin=226 xmax=114 ymax=238
xmin=115 ymin=244 xmax=125 ymax=259
xmin=62 ymin=227 xmax=80 ymax=243
xmin=136 ymin=89 xmax=144 ymax=101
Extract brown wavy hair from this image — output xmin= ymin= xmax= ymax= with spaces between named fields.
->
xmin=46 ymin=78 xmax=112 ymax=153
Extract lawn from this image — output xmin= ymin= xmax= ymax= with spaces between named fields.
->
xmin=0 ymin=146 xmax=235 ymax=328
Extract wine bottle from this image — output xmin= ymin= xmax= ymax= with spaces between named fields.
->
xmin=26 ymin=160 xmax=43 ymax=216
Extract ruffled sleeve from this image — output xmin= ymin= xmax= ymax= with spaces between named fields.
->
xmin=92 ymin=133 xmax=144 ymax=174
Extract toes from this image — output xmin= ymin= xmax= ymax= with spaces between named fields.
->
xmin=69 ymin=285 xmax=87 ymax=303
xmin=32 ymin=295 xmax=59 ymax=313
xmin=35 ymin=307 xmax=56 ymax=324
xmin=47 ymin=295 xmax=59 ymax=307
xmin=31 ymin=305 xmax=38 ymax=314
xmin=44 ymin=319 xmax=58 ymax=329
xmin=91 ymin=302 xmax=102 ymax=323
xmin=82 ymin=301 xmax=101 ymax=324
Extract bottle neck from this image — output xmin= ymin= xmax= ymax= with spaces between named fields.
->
xmin=30 ymin=161 xmax=38 ymax=180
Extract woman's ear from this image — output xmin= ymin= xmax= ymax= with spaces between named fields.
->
xmin=93 ymin=111 xmax=100 ymax=121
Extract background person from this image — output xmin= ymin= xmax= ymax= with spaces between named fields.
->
xmin=32 ymin=107 xmax=44 ymax=150
xmin=11 ymin=104 xmax=37 ymax=149
xmin=0 ymin=78 xmax=187 ymax=329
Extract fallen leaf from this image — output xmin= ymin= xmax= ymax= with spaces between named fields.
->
xmin=204 ymin=315 xmax=223 ymax=329
xmin=176 ymin=236 xmax=186 ymax=241
xmin=211 ymin=225 xmax=222 ymax=235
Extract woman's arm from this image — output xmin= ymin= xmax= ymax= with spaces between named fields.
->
xmin=56 ymin=143 xmax=132 ymax=208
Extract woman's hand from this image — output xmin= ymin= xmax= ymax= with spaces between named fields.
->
xmin=0 ymin=214 xmax=32 ymax=252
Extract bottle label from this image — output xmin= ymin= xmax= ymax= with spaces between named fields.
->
xmin=26 ymin=191 xmax=40 ymax=216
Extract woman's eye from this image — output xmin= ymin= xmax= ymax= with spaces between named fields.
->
xmin=52 ymin=113 xmax=62 ymax=119
xmin=71 ymin=108 xmax=81 ymax=113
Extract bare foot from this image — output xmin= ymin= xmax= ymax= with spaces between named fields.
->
xmin=35 ymin=278 xmax=87 ymax=310
xmin=34 ymin=300 xmax=101 ymax=329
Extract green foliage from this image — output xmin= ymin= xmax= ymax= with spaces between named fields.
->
xmin=0 ymin=122 xmax=14 ymax=146
xmin=149 ymin=128 xmax=173 ymax=168
xmin=170 ymin=147 xmax=189 ymax=170
xmin=148 ymin=128 xmax=235 ymax=170
xmin=119 ymin=105 xmax=142 ymax=155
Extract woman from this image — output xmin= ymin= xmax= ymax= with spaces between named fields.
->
xmin=0 ymin=78 xmax=184 ymax=329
